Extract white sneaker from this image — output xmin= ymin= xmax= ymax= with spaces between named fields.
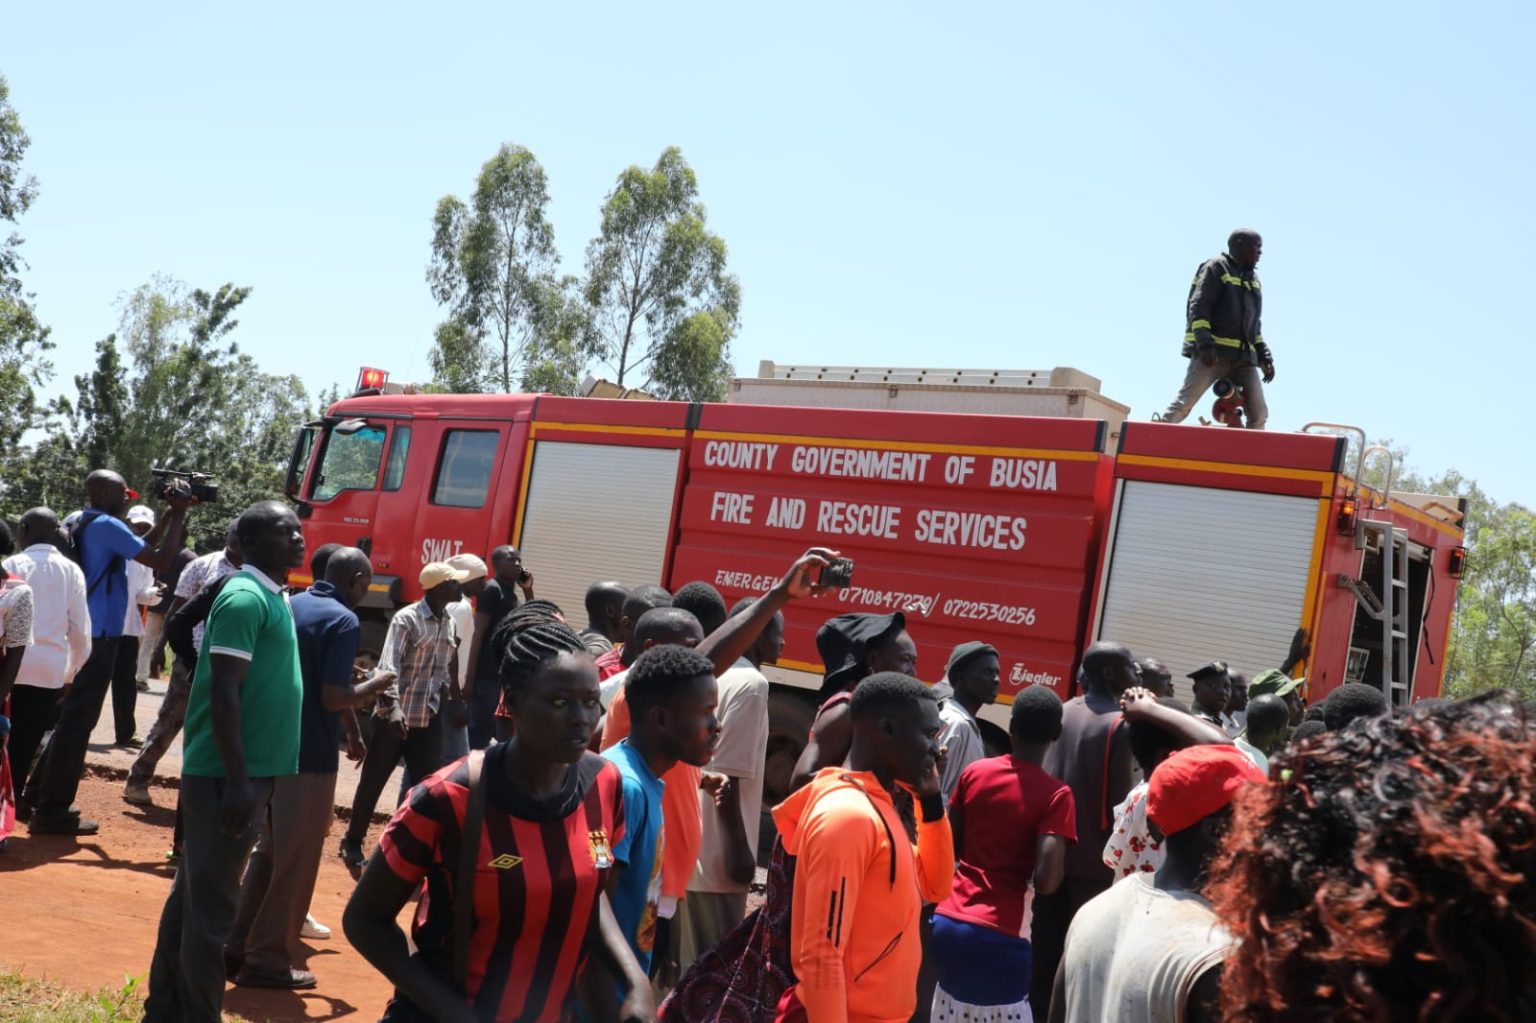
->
xmin=301 ymin=913 xmax=331 ymax=940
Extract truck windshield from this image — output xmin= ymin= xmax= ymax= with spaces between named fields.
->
xmin=286 ymin=425 xmax=317 ymax=498
xmin=313 ymin=423 xmax=386 ymax=501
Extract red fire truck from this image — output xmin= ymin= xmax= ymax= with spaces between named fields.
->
xmin=284 ymin=366 xmax=1465 ymax=804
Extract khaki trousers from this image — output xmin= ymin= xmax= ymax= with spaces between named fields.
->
xmin=226 ymin=771 xmax=339 ymax=975
xmin=1160 ymin=352 xmax=1268 ymax=428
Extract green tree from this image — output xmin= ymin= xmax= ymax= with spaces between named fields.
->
xmin=0 ymin=74 xmax=53 ymax=473
xmin=583 ymin=147 xmax=741 ymax=400
xmin=72 ymin=335 xmax=129 ymax=472
xmin=1352 ymin=439 xmax=1535 ymax=700
xmin=519 ymin=275 xmax=593 ymax=395
xmin=2 ymin=277 xmax=310 ymax=552
xmin=427 ymin=144 xmax=564 ymax=393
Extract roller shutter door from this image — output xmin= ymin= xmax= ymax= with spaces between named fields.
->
xmin=1095 ymin=480 xmax=1319 ymax=703
xmin=517 ymin=441 xmax=682 ymax=621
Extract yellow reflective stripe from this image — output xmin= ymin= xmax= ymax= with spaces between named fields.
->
xmin=1220 ymin=274 xmax=1260 ymax=290
xmin=1190 ymin=319 xmax=1212 ymax=330
xmin=1183 ymin=333 xmax=1245 ymax=348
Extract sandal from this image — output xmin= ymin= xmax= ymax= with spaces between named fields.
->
xmin=339 ymin=836 xmax=366 ymax=880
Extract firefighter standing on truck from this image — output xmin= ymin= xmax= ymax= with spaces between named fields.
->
xmin=1159 ymin=229 xmax=1273 ymax=429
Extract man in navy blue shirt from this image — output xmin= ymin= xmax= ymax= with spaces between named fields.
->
xmin=24 ymin=469 xmax=194 ymax=836
xmin=225 ymin=546 xmax=391 ymax=989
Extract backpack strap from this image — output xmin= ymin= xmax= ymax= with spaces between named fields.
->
xmin=453 ymin=749 xmax=488 ymax=995
xmin=74 ymin=511 xmax=124 ymax=599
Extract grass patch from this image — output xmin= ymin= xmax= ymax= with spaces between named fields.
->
xmin=0 ymin=972 xmax=157 ymax=1023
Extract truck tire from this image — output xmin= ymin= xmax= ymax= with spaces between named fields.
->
xmin=761 ymin=688 xmax=819 ymax=854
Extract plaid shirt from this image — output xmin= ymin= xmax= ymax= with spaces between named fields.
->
xmin=379 ymin=599 xmax=459 ymax=729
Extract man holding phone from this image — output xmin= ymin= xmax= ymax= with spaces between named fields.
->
xmin=460 ymin=545 xmax=534 ymax=749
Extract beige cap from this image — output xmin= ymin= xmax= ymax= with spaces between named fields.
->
xmin=446 ymin=553 xmax=489 ymax=582
xmin=420 ymin=561 xmax=471 ymax=591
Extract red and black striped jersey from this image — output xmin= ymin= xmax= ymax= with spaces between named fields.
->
xmin=379 ymin=746 xmax=626 ymax=1022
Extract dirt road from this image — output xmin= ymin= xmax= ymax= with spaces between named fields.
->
xmin=0 ymin=770 xmax=396 ymax=1022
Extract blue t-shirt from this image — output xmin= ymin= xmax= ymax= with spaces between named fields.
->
xmin=602 ymin=739 xmax=665 ymax=973
xmin=78 ymin=512 xmax=147 ymax=638
xmin=291 ymin=582 xmax=362 ymax=774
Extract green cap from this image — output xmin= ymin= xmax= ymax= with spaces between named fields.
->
xmin=1249 ymin=668 xmax=1302 ymax=698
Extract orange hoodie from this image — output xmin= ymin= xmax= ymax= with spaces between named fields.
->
xmin=772 ymin=768 xmax=954 ymax=1023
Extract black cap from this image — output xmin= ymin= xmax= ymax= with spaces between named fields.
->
xmin=945 ymin=641 xmax=999 ymax=679
xmin=816 ymin=612 xmax=906 ymax=694
xmin=1187 ymin=660 xmax=1230 ymax=681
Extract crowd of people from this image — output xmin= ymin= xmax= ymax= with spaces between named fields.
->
xmin=0 ymin=474 xmax=1534 ymax=1022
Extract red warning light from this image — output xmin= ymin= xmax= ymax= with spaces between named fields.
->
xmin=1337 ymin=496 xmax=1358 ymax=534
xmin=355 ymin=367 xmax=388 ymax=394
xmin=1448 ymin=546 xmax=1467 ymax=578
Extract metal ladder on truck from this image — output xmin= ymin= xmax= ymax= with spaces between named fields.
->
xmin=1304 ymin=426 xmax=1413 ymax=707
xmin=1349 ymin=443 xmax=1412 ymax=706
xmin=1354 ymin=519 xmax=1413 ymax=707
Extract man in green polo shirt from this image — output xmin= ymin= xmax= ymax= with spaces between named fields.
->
xmin=144 ymin=500 xmax=306 ymax=1022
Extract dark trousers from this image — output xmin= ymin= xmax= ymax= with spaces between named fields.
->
xmin=467 ymin=676 xmax=501 ymax=750
xmin=110 ymin=635 xmax=141 ymax=743
xmin=23 ymin=636 xmax=120 ymax=818
xmin=145 ymin=774 xmax=274 ymax=1023
xmin=6 ymin=684 xmax=65 ymax=792
xmin=344 ymin=717 xmax=447 ymax=845
xmin=1028 ymin=873 xmax=1111 ymax=1020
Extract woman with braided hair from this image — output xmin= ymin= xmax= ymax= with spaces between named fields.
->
xmin=344 ymin=616 xmax=656 ymax=1023
xmin=486 ymin=600 xmax=569 ymax=743
xmin=1209 ymin=693 xmax=1536 ymax=1021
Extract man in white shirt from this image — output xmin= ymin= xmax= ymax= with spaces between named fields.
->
xmin=2 ymin=508 xmax=92 ymax=790
xmin=1051 ymin=746 xmax=1265 ymax=1023
xmin=110 ymin=506 xmax=163 ymax=748
xmin=934 ymin=642 xmax=1001 ymax=801
xmin=441 ymin=552 xmax=488 ymax=761
xmin=677 ymin=599 xmax=780 ymax=970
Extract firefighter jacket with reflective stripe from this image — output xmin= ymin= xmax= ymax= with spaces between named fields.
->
xmin=1182 ymin=254 xmax=1263 ymax=359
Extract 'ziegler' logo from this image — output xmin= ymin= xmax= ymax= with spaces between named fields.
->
xmin=490 ymin=854 xmax=523 ymax=870
xmin=1010 ymin=664 xmax=1064 ymax=687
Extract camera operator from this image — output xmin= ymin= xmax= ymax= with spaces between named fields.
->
xmin=22 ymin=469 xmax=195 ymax=836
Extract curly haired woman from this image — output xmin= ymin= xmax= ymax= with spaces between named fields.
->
xmin=1209 ymin=694 xmax=1536 ymax=1021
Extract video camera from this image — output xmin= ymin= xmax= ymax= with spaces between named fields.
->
xmin=151 ymin=467 xmax=219 ymax=504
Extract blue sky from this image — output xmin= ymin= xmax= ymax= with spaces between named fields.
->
xmin=6 ymin=2 xmax=1533 ymax=506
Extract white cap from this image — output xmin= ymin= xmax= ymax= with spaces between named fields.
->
xmin=127 ymin=505 xmax=156 ymax=527
xmin=446 ymin=553 xmax=488 ymax=582
xmin=420 ymin=561 xmax=471 ymax=591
